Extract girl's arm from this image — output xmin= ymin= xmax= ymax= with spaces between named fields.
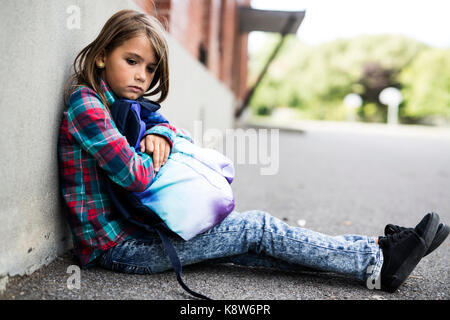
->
xmin=145 ymin=122 xmax=177 ymax=148
xmin=139 ymin=110 xmax=177 ymax=170
xmin=141 ymin=110 xmax=177 ymax=148
xmin=67 ymin=87 xmax=156 ymax=192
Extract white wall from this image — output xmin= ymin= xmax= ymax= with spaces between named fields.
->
xmin=163 ymin=36 xmax=236 ymax=141
xmin=0 ymin=0 xmax=235 ymax=289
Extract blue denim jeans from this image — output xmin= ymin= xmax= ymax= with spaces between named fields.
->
xmin=98 ymin=210 xmax=383 ymax=282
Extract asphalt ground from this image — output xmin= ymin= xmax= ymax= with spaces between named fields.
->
xmin=1 ymin=120 xmax=449 ymax=301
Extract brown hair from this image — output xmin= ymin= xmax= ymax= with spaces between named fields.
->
xmin=64 ymin=9 xmax=169 ymax=109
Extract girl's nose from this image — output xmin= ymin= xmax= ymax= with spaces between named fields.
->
xmin=135 ymin=68 xmax=146 ymax=82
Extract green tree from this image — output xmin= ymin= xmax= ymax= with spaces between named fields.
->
xmin=399 ymin=48 xmax=450 ymax=123
xmin=248 ymin=34 xmax=435 ymax=123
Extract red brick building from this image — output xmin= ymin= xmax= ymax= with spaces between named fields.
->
xmin=134 ymin=0 xmax=251 ymax=103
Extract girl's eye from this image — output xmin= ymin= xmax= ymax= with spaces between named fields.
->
xmin=147 ymin=67 xmax=155 ymax=73
xmin=126 ymin=59 xmax=136 ymax=65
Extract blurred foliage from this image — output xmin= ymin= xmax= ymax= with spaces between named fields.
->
xmin=248 ymin=33 xmax=450 ymax=124
xmin=400 ymin=48 xmax=450 ymax=123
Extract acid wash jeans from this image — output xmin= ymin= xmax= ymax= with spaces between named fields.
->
xmin=98 ymin=210 xmax=384 ymax=283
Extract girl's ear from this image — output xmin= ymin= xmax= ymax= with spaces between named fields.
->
xmin=95 ymin=51 xmax=106 ymax=68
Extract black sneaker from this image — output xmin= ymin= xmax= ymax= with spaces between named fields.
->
xmin=385 ymin=219 xmax=449 ymax=257
xmin=378 ymin=212 xmax=440 ymax=293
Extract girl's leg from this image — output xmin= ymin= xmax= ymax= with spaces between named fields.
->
xmin=206 ymin=252 xmax=322 ymax=273
xmin=98 ymin=210 xmax=383 ymax=282
xmin=209 ymin=234 xmax=377 ymax=273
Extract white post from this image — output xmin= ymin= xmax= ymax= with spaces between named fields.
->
xmin=344 ymin=93 xmax=363 ymax=122
xmin=379 ymin=87 xmax=403 ymax=125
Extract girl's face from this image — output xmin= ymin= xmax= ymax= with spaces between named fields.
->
xmin=97 ymin=35 xmax=158 ymax=100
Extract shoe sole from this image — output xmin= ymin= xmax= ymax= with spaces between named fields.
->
xmin=425 ymin=223 xmax=450 ymax=256
xmin=420 ymin=212 xmax=440 ymax=249
xmin=382 ymin=213 xmax=440 ymax=293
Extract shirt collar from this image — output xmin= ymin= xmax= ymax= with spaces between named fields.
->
xmin=99 ymin=77 xmax=117 ymax=105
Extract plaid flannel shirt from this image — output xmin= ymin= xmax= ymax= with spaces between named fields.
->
xmin=58 ymin=78 xmax=177 ymax=267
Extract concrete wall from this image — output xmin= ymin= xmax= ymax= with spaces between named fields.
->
xmin=0 ymin=0 xmax=235 ymax=289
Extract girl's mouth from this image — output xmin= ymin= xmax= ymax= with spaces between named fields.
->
xmin=128 ymin=86 xmax=143 ymax=93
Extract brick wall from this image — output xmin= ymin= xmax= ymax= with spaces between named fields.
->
xmin=134 ymin=0 xmax=250 ymax=104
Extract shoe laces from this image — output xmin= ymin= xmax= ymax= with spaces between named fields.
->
xmin=387 ymin=224 xmax=403 ymax=233
xmin=381 ymin=228 xmax=414 ymax=246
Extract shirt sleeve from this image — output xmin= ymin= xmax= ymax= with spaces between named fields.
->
xmin=66 ymin=87 xmax=155 ymax=192
xmin=176 ymin=128 xmax=195 ymax=144
xmin=145 ymin=123 xmax=177 ymax=147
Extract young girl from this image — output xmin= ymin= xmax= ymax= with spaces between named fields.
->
xmin=59 ymin=9 xmax=448 ymax=298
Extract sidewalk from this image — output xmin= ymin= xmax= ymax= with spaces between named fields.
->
xmin=240 ymin=115 xmax=450 ymax=140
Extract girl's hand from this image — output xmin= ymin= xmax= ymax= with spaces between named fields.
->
xmin=140 ymin=134 xmax=171 ymax=172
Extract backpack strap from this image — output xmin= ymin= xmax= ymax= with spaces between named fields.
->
xmin=110 ymin=99 xmax=145 ymax=150
xmin=153 ymin=225 xmax=211 ymax=300
xmin=105 ymin=180 xmax=211 ymax=300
